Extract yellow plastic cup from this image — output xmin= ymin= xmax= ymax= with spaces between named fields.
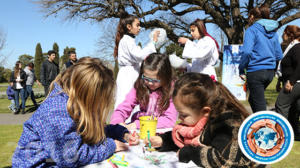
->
xmin=139 ymin=116 xmax=157 ymax=139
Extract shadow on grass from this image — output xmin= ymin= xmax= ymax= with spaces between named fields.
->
xmin=21 ymin=99 xmax=43 ymax=114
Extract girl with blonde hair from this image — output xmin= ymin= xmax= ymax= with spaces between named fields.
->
xmin=13 ymin=57 xmax=138 ymax=167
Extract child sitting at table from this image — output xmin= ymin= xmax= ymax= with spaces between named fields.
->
xmin=12 ymin=57 xmax=139 ymax=167
xmin=145 ymin=73 xmax=262 ymax=167
xmin=110 ymin=53 xmax=178 ymax=130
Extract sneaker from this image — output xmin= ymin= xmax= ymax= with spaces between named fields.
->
xmin=8 ymin=106 xmax=13 ymax=112
xmin=14 ymin=109 xmax=19 ymax=115
xmin=21 ymin=109 xmax=26 ymax=114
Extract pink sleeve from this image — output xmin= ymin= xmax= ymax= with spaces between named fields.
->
xmin=156 ymin=98 xmax=178 ymax=129
xmin=110 ymin=88 xmax=138 ymax=124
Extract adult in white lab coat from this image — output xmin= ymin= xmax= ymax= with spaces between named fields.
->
xmin=178 ymin=19 xmax=219 ymax=78
xmin=114 ymin=12 xmax=159 ymax=109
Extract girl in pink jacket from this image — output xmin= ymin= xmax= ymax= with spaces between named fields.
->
xmin=111 ymin=53 xmax=178 ymax=130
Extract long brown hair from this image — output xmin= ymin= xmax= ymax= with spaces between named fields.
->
xmin=134 ymin=53 xmax=173 ymax=114
xmin=14 ymin=61 xmax=22 ymax=78
xmin=114 ymin=12 xmax=138 ymax=58
xmin=190 ymin=19 xmax=219 ymax=50
xmin=172 ymin=73 xmax=249 ymax=120
xmin=49 ymin=57 xmax=115 ymax=144
xmin=284 ymin=25 xmax=300 ymax=41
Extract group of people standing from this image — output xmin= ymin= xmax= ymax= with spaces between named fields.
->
xmin=11 ymin=5 xmax=298 ymax=168
xmin=239 ymin=5 xmax=300 ymax=140
xmin=8 ymin=61 xmax=40 ymax=114
xmin=7 ymin=50 xmax=77 ymax=114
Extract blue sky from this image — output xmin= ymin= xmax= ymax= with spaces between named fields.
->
xmin=0 ymin=0 xmax=102 ymax=68
xmin=0 ymin=0 xmax=299 ymax=69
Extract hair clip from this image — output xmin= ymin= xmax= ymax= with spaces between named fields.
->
xmin=210 ymin=75 xmax=216 ymax=82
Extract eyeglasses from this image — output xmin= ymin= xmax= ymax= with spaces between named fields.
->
xmin=141 ymin=74 xmax=160 ymax=83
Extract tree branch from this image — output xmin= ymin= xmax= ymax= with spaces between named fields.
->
xmin=278 ymin=11 xmax=300 ymax=27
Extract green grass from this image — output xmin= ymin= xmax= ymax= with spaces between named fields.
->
xmin=0 ymin=97 xmax=44 ymax=113
xmin=271 ymin=141 xmax=300 ymax=168
xmin=0 ymin=125 xmax=23 ymax=168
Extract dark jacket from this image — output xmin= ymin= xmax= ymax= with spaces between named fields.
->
xmin=40 ymin=60 xmax=59 ymax=86
xmin=158 ymin=110 xmax=264 ymax=168
xmin=281 ymin=43 xmax=300 ymax=85
xmin=10 ymin=70 xmax=27 ymax=90
xmin=65 ymin=60 xmax=75 ymax=68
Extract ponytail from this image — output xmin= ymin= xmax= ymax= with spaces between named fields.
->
xmin=114 ymin=12 xmax=138 ymax=59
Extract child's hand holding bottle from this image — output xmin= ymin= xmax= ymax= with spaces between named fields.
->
xmin=144 ymin=136 xmax=163 ymax=148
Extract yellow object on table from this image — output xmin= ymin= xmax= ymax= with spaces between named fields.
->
xmin=139 ymin=116 xmax=157 ymax=139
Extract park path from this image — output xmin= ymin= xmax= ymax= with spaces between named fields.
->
xmin=0 ymin=112 xmax=33 ymax=125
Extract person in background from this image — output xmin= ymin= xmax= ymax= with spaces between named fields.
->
xmin=61 ymin=50 xmax=77 ymax=72
xmin=239 ymin=5 xmax=283 ymax=112
xmin=6 ymin=84 xmax=16 ymax=113
xmin=10 ymin=61 xmax=27 ymax=114
xmin=113 ymin=11 xmax=159 ymax=110
xmin=12 ymin=57 xmax=139 ymax=167
xmin=40 ymin=50 xmax=59 ymax=96
xmin=275 ymin=25 xmax=300 ymax=141
xmin=24 ymin=62 xmax=41 ymax=110
xmin=178 ymin=19 xmax=219 ymax=78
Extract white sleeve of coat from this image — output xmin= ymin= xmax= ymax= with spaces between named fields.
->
xmin=182 ymin=37 xmax=216 ymax=60
xmin=127 ymin=40 xmax=156 ymax=62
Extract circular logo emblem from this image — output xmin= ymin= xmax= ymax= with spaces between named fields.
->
xmin=238 ymin=111 xmax=294 ymax=164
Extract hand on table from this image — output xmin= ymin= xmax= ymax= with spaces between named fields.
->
xmin=144 ymin=136 xmax=163 ymax=148
xmin=124 ymin=132 xmax=139 ymax=146
xmin=114 ymin=140 xmax=129 ymax=152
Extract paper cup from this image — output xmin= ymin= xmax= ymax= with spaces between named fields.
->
xmin=139 ymin=116 xmax=157 ymax=139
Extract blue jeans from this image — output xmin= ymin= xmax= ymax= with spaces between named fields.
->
xmin=246 ymin=69 xmax=274 ymax=112
xmin=25 ymin=85 xmax=37 ymax=106
xmin=14 ymin=88 xmax=25 ymax=110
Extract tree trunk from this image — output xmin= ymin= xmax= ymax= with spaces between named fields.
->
xmin=227 ymin=28 xmax=244 ymax=44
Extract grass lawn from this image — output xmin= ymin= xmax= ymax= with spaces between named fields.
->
xmin=0 ymin=125 xmax=23 ymax=168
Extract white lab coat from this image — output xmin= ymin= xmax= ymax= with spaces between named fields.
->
xmin=115 ymin=35 xmax=156 ymax=109
xmin=182 ymin=36 xmax=219 ymax=77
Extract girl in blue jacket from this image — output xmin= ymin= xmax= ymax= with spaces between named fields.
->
xmin=12 ymin=57 xmax=139 ymax=168
xmin=239 ymin=6 xmax=283 ymax=112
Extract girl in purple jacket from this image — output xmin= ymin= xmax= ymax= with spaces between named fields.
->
xmin=111 ymin=53 xmax=178 ymax=130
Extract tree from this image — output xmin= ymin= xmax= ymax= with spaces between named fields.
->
xmin=0 ymin=28 xmax=7 ymax=66
xmin=0 ymin=66 xmax=12 ymax=83
xmin=34 ymin=43 xmax=43 ymax=81
xmin=36 ymin=0 xmax=300 ymax=44
xmin=18 ymin=54 xmax=34 ymax=68
xmin=53 ymin=42 xmax=59 ymax=65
